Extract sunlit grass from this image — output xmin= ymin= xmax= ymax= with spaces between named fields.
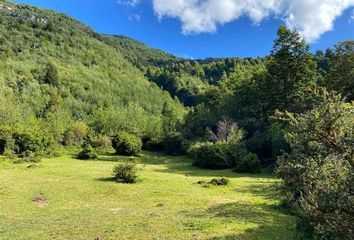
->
xmin=0 ymin=151 xmax=305 ymax=239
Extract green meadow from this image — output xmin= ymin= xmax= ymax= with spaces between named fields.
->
xmin=0 ymin=152 xmax=304 ymax=240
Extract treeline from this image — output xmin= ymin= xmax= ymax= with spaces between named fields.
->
xmin=160 ymin=26 xmax=352 ymax=239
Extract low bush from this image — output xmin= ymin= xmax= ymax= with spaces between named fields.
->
xmin=189 ymin=142 xmax=236 ymax=169
xmin=197 ymin=177 xmax=230 ymax=187
xmin=0 ymin=125 xmax=54 ymax=157
xmin=113 ymin=161 xmax=139 ymax=183
xmin=112 ymin=132 xmax=142 ymax=156
xmin=163 ymin=133 xmax=188 ymax=155
xmin=209 ymin=177 xmax=230 ymax=186
xmin=77 ymin=146 xmax=98 ymax=160
xmin=234 ymin=151 xmax=261 ymax=173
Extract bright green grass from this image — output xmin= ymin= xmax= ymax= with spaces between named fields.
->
xmin=0 ymin=152 xmax=304 ymax=240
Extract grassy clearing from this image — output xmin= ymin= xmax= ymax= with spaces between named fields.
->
xmin=0 ymin=152 xmax=304 ymax=240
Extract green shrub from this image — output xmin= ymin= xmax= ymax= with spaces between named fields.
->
xmin=112 ymin=132 xmax=142 ymax=156
xmin=77 ymin=146 xmax=98 ymax=160
xmin=277 ymin=92 xmax=354 ymax=239
xmin=234 ymin=152 xmax=261 ymax=173
xmin=13 ymin=150 xmax=40 ymax=164
xmin=197 ymin=177 xmax=230 ymax=187
xmin=64 ymin=122 xmax=89 ymax=146
xmin=190 ymin=142 xmax=236 ymax=169
xmin=0 ymin=125 xmax=55 ymax=156
xmin=142 ymin=137 xmax=164 ymax=151
xmin=91 ymin=134 xmax=112 ymax=149
xmin=209 ymin=177 xmax=230 ymax=186
xmin=163 ymin=133 xmax=187 ymax=155
xmin=113 ymin=161 xmax=139 ymax=183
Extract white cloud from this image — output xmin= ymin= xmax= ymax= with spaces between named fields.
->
xmin=117 ymin=0 xmax=140 ymax=7
xmin=153 ymin=0 xmax=354 ymax=42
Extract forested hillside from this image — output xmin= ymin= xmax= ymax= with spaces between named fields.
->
xmin=100 ymin=34 xmax=176 ymax=68
xmin=104 ymin=35 xmax=266 ymax=106
xmin=0 ymin=1 xmax=184 ymax=142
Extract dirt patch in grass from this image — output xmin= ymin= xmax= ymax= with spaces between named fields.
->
xmin=32 ymin=195 xmax=48 ymax=207
xmin=110 ymin=208 xmax=123 ymax=214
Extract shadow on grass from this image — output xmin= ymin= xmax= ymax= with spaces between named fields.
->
xmin=183 ymin=202 xmax=307 ymax=240
xmin=207 ymin=227 xmax=308 ymax=240
xmin=97 ymin=151 xmax=191 ymax=165
xmin=156 ymin=162 xmax=275 ymax=179
xmin=96 ymin=177 xmax=116 ymax=182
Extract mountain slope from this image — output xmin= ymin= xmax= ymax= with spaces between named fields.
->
xmin=100 ymin=34 xmax=177 ymax=69
xmin=0 ymin=1 xmax=183 ymax=125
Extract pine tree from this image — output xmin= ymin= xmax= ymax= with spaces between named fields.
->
xmin=261 ymin=26 xmax=317 ymax=114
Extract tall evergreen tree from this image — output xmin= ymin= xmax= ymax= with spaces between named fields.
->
xmin=261 ymin=26 xmax=317 ymax=115
xmin=327 ymin=40 xmax=354 ymax=101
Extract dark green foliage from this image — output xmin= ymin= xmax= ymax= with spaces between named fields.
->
xmin=43 ymin=62 xmax=59 ymax=86
xmin=0 ymin=139 xmax=6 ymax=155
xmin=142 ymin=137 xmax=164 ymax=151
xmin=190 ymin=142 xmax=236 ymax=169
xmin=209 ymin=177 xmax=230 ymax=186
xmin=327 ymin=40 xmax=354 ymax=100
xmin=113 ymin=161 xmax=139 ymax=184
xmin=163 ymin=133 xmax=187 ymax=156
xmin=77 ymin=145 xmax=98 ymax=160
xmin=112 ymin=132 xmax=142 ymax=156
xmin=197 ymin=177 xmax=230 ymax=187
xmin=234 ymin=151 xmax=261 ymax=174
xmin=277 ymin=91 xmax=353 ymax=239
xmin=259 ymin=26 xmax=317 ymax=114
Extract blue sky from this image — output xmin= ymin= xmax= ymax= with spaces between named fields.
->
xmin=14 ymin=0 xmax=354 ymax=59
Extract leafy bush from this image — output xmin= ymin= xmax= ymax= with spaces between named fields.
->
xmin=197 ymin=177 xmax=230 ymax=187
xmin=0 ymin=124 xmax=55 ymax=156
xmin=190 ymin=142 xmax=236 ymax=169
xmin=163 ymin=133 xmax=188 ymax=156
xmin=142 ymin=137 xmax=164 ymax=151
xmin=209 ymin=177 xmax=230 ymax=186
xmin=90 ymin=134 xmax=112 ymax=154
xmin=64 ymin=122 xmax=89 ymax=146
xmin=13 ymin=150 xmax=40 ymax=164
xmin=234 ymin=152 xmax=261 ymax=173
xmin=277 ymin=92 xmax=354 ymax=239
xmin=112 ymin=132 xmax=142 ymax=156
xmin=0 ymin=126 xmax=13 ymax=155
xmin=113 ymin=161 xmax=139 ymax=183
xmin=77 ymin=146 xmax=98 ymax=160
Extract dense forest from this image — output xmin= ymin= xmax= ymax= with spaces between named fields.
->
xmin=0 ymin=1 xmax=353 ymax=239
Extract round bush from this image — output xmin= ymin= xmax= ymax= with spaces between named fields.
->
xmin=113 ymin=162 xmax=139 ymax=183
xmin=77 ymin=146 xmax=98 ymax=160
xmin=112 ymin=132 xmax=142 ymax=156
xmin=235 ymin=152 xmax=261 ymax=173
